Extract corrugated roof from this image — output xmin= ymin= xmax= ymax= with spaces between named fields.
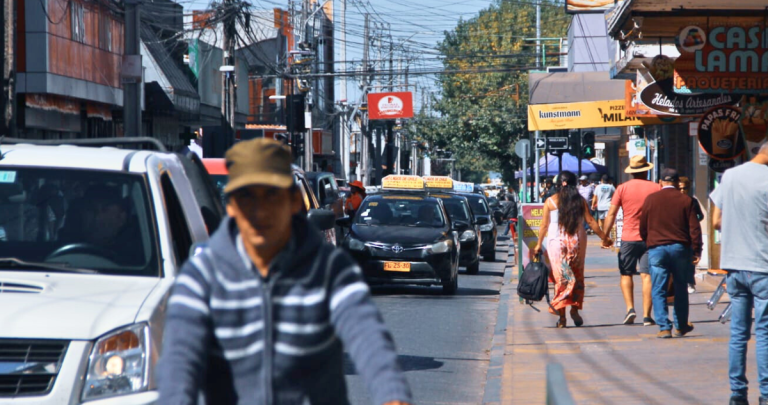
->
xmin=141 ymin=25 xmax=199 ymax=101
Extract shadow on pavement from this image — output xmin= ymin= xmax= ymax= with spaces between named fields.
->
xmin=345 ymin=353 xmax=444 ymax=375
xmin=371 ymin=285 xmax=500 ymax=297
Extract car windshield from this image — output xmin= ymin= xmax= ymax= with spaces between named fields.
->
xmin=467 ymin=196 xmax=490 ymax=215
xmin=440 ymin=198 xmax=471 ymax=222
xmin=355 ymin=197 xmax=445 ymax=227
xmin=0 ymin=167 xmax=159 ymax=276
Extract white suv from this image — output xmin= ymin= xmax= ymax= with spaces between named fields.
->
xmin=0 ymin=139 xmax=221 ymax=404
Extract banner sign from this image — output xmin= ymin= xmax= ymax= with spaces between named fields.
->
xmin=639 ymin=78 xmax=738 ymax=116
xmin=626 ymin=77 xmax=658 ymax=118
xmin=519 ymin=204 xmax=548 ymax=273
xmin=381 ymin=175 xmax=424 ymax=190
xmin=698 ymin=106 xmax=745 ymax=161
xmin=528 ymin=99 xmax=680 ymax=131
xmin=674 ymin=21 xmax=768 ymax=94
xmin=565 ymin=0 xmax=619 ymax=14
xmin=368 ymin=92 xmax=414 ymax=120
xmin=423 ymin=176 xmax=453 ymax=189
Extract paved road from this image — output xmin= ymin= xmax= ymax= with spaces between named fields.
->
xmin=346 ymin=231 xmax=510 ymax=405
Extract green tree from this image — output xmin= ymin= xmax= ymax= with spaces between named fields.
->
xmin=409 ymin=0 xmax=570 ymax=185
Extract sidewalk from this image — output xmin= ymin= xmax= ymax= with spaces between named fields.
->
xmin=496 ymin=236 xmax=758 ymax=405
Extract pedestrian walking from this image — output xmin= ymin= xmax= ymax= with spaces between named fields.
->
xmin=157 ymin=139 xmax=412 ymax=405
xmin=578 ymin=175 xmax=596 ymax=233
xmin=602 ymin=155 xmax=661 ymax=326
xmin=345 ymin=180 xmax=366 ymax=217
xmin=533 ymin=171 xmax=612 ymax=328
xmin=592 ymin=174 xmax=616 ymax=233
xmin=639 ymin=168 xmax=702 ymax=339
xmin=539 ymin=177 xmax=557 ymax=201
xmin=710 ymin=143 xmax=768 ymax=405
xmin=679 ymin=176 xmax=705 ymax=294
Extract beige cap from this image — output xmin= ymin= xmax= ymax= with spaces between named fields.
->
xmin=624 ymin=155 xmax=654 ymax=174
xmin=224 ymin=138 xmax=293 ymax=194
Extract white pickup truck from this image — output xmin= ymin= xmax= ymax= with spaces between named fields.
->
xmin=0 ymin=138 xmax=336 ymax=404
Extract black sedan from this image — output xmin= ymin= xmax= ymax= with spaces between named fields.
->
xmin=432 ymin=193 xmax=481 ymax=274
xmin=456 ymin=192 xmax=496 ymax=261
xmin=340 ymin=194 xmax=460 ymax=294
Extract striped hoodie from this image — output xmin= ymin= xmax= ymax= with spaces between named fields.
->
xmin=157 ymin=215 xmax=412 ymax=405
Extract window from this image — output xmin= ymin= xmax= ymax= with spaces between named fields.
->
xmin=70 ymin=2 xmax=85 ymax=43
xmin=0 ymin=167 xmax=159 ymax=276
xmin=161 ymin=174 xmax=193 ymax=264
xmin=99 ymin=14 xmax=112 ymax=51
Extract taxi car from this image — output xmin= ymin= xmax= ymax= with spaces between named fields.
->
xmin=424 ymin=177 xmax=481 ymax=274
xmin=340 ymin=175 xmax=460 ymax=294
xmin=454 ymin=187 xmax=497 ymax=261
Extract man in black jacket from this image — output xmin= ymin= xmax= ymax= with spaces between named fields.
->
xmin=158 ymin=139 xmax=412 ymax=405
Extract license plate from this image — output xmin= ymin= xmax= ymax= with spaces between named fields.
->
xmin=383 ymin=262 xmax=411 ymax=272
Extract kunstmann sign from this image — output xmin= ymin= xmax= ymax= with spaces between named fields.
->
xmin=368 ymin=92 xmax=414 ymax=120
xmin=674 ymin=19 xmax=768 ymax=94
xmin=528 ymin=99 xmax=678 ymax=131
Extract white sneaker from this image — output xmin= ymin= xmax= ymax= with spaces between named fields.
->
xmin=687 ymin=284 xmax=696 ymax=294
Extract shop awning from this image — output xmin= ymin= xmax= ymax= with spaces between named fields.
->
xmin=529 ymin=72 xmax=625 ymax=105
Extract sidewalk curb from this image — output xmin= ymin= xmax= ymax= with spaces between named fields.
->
xmin=482 ymin=240 xmax=516 ymax=405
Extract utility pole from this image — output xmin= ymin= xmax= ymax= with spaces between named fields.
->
xmin=536 ymin=1 xmax=541 ymax=69
xmin=1 ymin=0 xmax=15 ymax=136
xmin=360 ymin=13 xmax=370 ymax=185
xmin=385 ymin=29 xmax=394 ymax=177
xmin=221 ymin=0 xmax=237 ymax=151
xmin=124 ymin=0 xmax=142 ymax=137
xmin=339 ymin=0 xmax=348 ymax=180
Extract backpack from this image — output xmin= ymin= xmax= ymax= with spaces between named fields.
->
xmin=517 ymin=253 xmax=552 ymax=311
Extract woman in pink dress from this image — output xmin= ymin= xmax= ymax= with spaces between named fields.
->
xmin=534 ymin=171 xmax=613 ymax=328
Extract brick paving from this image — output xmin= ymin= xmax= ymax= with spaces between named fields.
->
xmin=501 ymin=236 xmax=758 ymax=405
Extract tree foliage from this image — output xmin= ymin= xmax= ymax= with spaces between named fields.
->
xmin=408 ymin=0 xmax=570 ymax=184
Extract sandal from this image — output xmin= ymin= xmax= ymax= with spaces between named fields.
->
xmin=556 ymin=317 xmax=567 ymax=328
xmin=570 ymin=309 xmax=584 ymax=327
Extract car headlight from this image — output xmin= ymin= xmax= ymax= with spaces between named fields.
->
xmin=82 ymin=323 xmax=149 ymax=401
xmin=460 ymin=230 xmax=476 ymax=242
xmin=430 ymin=241 xmax=451 ymax=254
xmin=346 ymin=237 xmax=365 ymax=251
xmin=479 ymin=223 xmax=494 ymax=232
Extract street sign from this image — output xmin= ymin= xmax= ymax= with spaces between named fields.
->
xmin=535 ymin=138 xmax=546 ymax=150
xmin=515 ymin=139 xmax=531 ymax=159
xmin=547 ymin=136 xmax=569 ymax=151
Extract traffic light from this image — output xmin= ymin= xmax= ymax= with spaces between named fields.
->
xmin=581 ymin=131 xmax=596 ymax=159
xmin=568 ymin=130 xmax=580 ymax=157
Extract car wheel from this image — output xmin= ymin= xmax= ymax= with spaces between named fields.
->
xmin=442 ymin=272 xmax=458 ymax=295
xmin=467 ymin=259 xmax=480 ymax=275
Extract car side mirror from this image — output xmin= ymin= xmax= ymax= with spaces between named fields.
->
xmin=336 ymin=216 xmax=352 ymax=228
xmin=475 ymin=216 xmax=490 ymax=226
xmin=308 ymin=209 xmax=336 ymax=231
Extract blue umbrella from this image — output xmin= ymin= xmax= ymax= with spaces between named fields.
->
xmin=515 ymin=153 xmax=607 ymax=179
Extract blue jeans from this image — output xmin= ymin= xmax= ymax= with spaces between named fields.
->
xmin=648 ymin=244 xmax=692 ymax=331
xmin=727 ymin=270 xmax=768 ymax=398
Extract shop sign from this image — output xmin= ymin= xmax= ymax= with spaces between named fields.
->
xmin=740 ymin=99 xmax=768 ymax=159
xmin=368 ymin=92 xmax=414 ymax=120
xmin=639 ymin=78 xmax=738 ymax=116
xmin=519 ymin=204 xmax=547 ymax=273
xmin=626 ymin=75 xmax=658 ymax=118
xmin=674 ymin=22 xmax=768 ymax=94
xmin=709 ymin=159 xmax=736 ymax=173
xmin=698 ymin=106 xmax=745 ymax=160
xmin=528 ymin=99 xmax=679 ymax=131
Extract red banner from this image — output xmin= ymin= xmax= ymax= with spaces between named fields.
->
xmin=368 ymin=92 xmax=414 ymax=120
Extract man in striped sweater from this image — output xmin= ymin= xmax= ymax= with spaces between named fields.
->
xmin=157 ymin=139 xmax=412 ymax=405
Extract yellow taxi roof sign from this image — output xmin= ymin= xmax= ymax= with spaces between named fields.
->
xmin=423 ymin=176 xmax=453 ymax=189
xmin=381 ymin=175 xmax=425 ymax=190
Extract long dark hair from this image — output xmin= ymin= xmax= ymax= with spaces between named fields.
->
xmin=556 ymin=171 xmax=584 ymax=235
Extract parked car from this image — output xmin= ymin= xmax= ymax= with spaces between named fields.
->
xmin=305 ymin=172 xmax=344 ymax=220
xmin=0 ymin=137 xmax=223 ymax=404
xmin=456 ymin=192 xmax=497 ymax=261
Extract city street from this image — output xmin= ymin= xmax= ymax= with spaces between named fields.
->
xmin=345 ymin=231 xmax=510 ymax=405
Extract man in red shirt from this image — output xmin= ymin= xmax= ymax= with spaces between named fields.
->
xmin=640 ymin=168 xmax=702 ymax=338
xmin=603 ymin=155 xmax=661 ymax=326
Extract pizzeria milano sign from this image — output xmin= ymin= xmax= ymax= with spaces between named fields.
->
xmin=674 ymin=19 xmax=768 ymax=94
